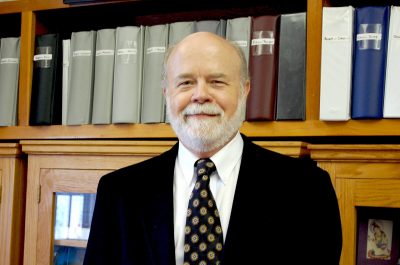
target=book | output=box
[68,194,84,239]
[66,30,96,125]
[112,26,144,123]
[92,28,115,124]
[62,39,70,125]
[195,19,226,37]
[383,6,400,118]
[320,6,354,121]
[351,6,389,119]
[226,16,251,67]
[275,12,306,120]
[30,33,62,125]
[0,37,20,126]
[82,193,96,239]
[168,21,195,47]
[141,24,168,123]
[54,193,71,240]
[246,15,280,121]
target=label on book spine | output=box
[33,54,53,61]
[231,40,248,47]
[96,49,114,56]
[251,30,275,56]
[324,35,351,41]
[146,46,166,54]
[73,50,92,57]
[117,48,137,55]
[1,58,18,64]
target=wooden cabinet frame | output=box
[0,143,26,265]
[309,144,400,265]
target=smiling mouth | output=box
[185,113,220,119]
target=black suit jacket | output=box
[83,136,342,265]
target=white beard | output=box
[166,95,246,154]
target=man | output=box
[83,32,342,265]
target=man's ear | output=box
[244,80,250,97]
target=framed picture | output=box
[357,207,400,265]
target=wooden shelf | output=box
[54,239,87,248]
[0,119,399,140]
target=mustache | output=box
[182,103,223,116]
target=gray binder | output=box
[67,31,96,125]
[195,19,226,37]
[226,16,251,67]
[168,21,195,47]
[141,24,169,123]
[112,26,144,123]
[276,13,306,120]
[0,37,20,126]
[62,39,70,125]
[92,29,115,124]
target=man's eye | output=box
[211,80,226,86]
[178,81,193,87]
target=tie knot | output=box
[194,158,216,182]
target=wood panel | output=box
[309,144,400,265]
[0,144,25,265]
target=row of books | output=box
[320,5,400,121]
[54,193,96,241]
[0,13,307,126]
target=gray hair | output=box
[162,41,250,92]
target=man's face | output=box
[164,33,249,155]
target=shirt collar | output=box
[177,132,244,186]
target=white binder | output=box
[384,6,400,118]
[319,6,354,121]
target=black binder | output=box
[30,33,62,125]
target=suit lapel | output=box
[222,137,275,262]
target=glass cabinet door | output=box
[37,169,107,265]
[53,193,96,265]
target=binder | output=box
[351,6,389,119]
[62,39,70,125]
[276,12,306,120]
[195,19,226,37]
[92,28,115,124]
[246,15,280,121]
[226,16,251,67]
[320,6,354,121]
[67,30,96,125]
[168,21,195,47]
[0,37,20,126]
[30,33,62,125]
[383,6,400,118]
[112,26,144,123]
[141,24,168,123]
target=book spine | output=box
[246,15,280,121]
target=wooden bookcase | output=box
[0,143,26,265]
[309,144,400,265]
[20,140,308,265]
[0,0,397,139]
[0,0,398,264]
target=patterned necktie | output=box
[184,158,223,265]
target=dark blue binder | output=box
[351,6,389,119]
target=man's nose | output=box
[191,81,212,103]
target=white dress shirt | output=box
[173,132,244,265]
